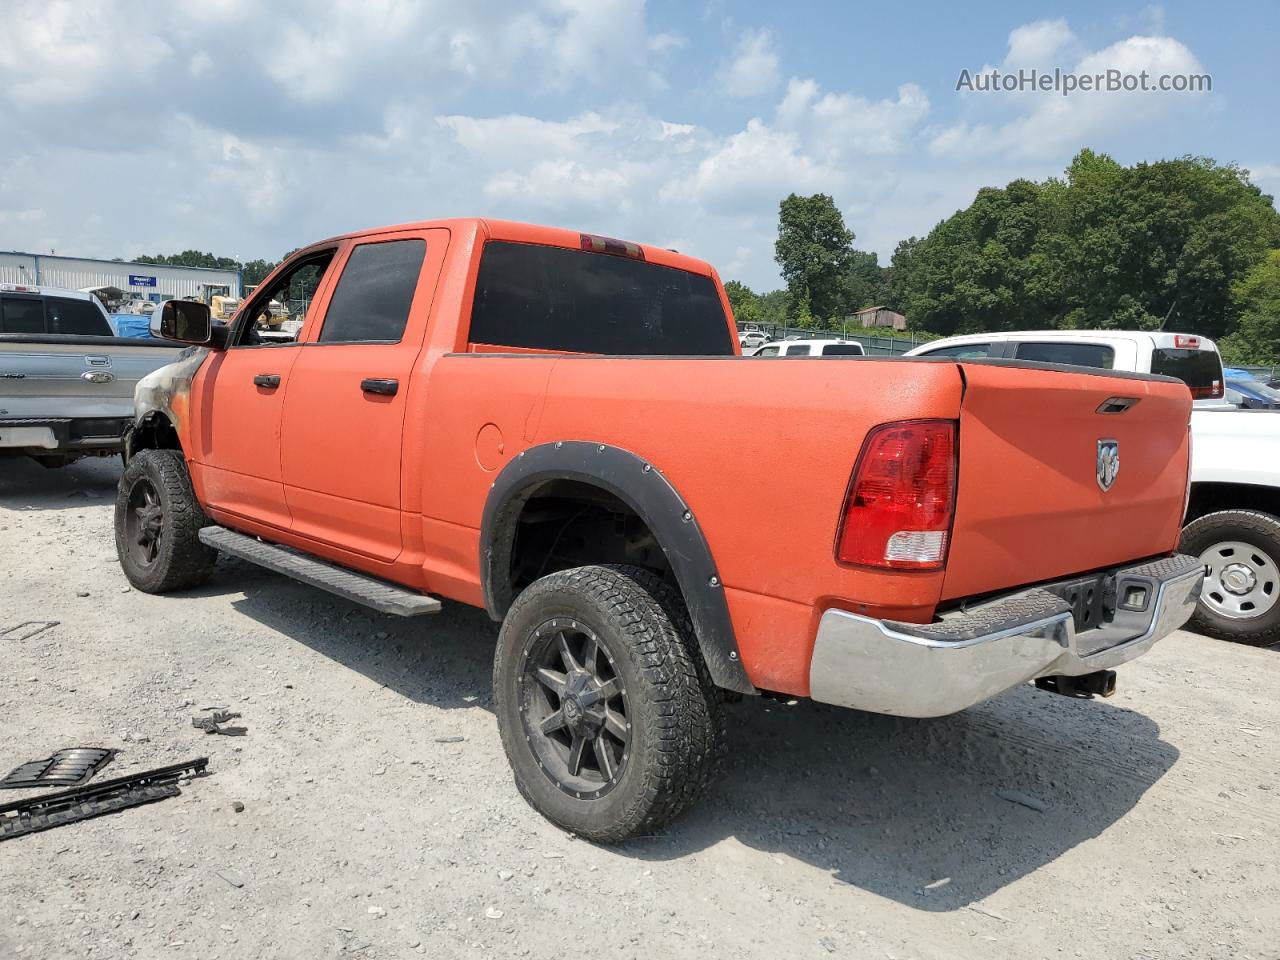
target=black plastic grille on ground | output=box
[0,757,208,842]
[0,748,117,789]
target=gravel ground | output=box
[2,456,1278,960]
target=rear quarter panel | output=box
[416,355,965,695]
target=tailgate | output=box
[941,361,1191,601]
[0,338,180,419]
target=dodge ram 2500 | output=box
[115,218,1203,840]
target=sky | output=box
[0,0,1276,291]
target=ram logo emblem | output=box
[1096,439,1120,492]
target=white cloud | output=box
[717,29,780,97]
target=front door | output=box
[280,230,445,562]
[191,249,338,530]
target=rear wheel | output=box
[493,564,723,842]
[1180,510,1280,647]
[114,449,217,593]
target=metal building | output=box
[0,250,241,303]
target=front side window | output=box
[920,343,992,359]
[469,241,734,356]
[237,251,336,346]
[0,295,45,334]
[755,345,780,357]
[319,239,426,343]
[1015,341,1115,369]
[45,297,111,336]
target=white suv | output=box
[752,338,866,357]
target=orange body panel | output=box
[171,217,1194,699]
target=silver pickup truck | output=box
[0,284,182,467]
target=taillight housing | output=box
[836,420,957,570]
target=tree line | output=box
[729,150,1280,363]
[131,250,280,288]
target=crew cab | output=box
[909,330,1279,646]
[0,283,181,466]
[116,219,1202,840]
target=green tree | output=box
[1220,250,1280,364]
[888,150,1280,340]
[241,258,277,287]
[843,249,887,313]
[774,193,855,323]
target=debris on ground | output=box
[192,711,247,736]
[0,620,59,641]
[0,757,209,842]
[1,748,116,789]
[995,789,1049,813]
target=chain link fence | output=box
[739,323,933,356]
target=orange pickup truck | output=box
[116,218,1203,840]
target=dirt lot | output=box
[1,456,1277,960]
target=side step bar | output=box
[199,526,442,617]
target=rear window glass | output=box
[469,241,733,356]
[0,296,45,333]
[821,343,864,356]
[45,297,111,336]
[1151,348,1224,397]
[1014,341,1115,368]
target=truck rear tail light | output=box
[1173,335,1200,348]
[1189,380,1224,400]
[836,420,957,570]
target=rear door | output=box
[280,229,447,562]
[941,362,1192,601]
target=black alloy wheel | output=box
[519,619,631,800]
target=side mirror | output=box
[155,300,213,345]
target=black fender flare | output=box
[480,441,754,695]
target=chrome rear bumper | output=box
[809,554,1203,718]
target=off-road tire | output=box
[1180,509,1280,647]
[114,449,217,593]
[493,564,724,842]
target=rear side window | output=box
[822,343,864,356]
[45,297,111,336]
[920,343,992,359]
[1014,341,1115,369]
[469,241,733,356]
[319,239,426,343]
[1150,348,1224,399]
[784,343,811,355]
[0,295,45,333]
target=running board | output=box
[198,526,442,617]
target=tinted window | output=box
[821,343,864,356]
[1014,341,1115,368]
[0,296,45,333]
[785,343,811,355]
[921,343,991,359]
[319,240,425,343]
[1151,348,1224,398]
[470,241,733,356]
[45,297,111,336]
[755,345,780,356]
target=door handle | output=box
[253,374,281,388]
[360,378,399,396]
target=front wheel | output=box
[114,449,217,593]
[493,565,723,842]
[1180,510,1280,647]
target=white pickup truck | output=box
[0,283,182,467]
[907,330,1280,646]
